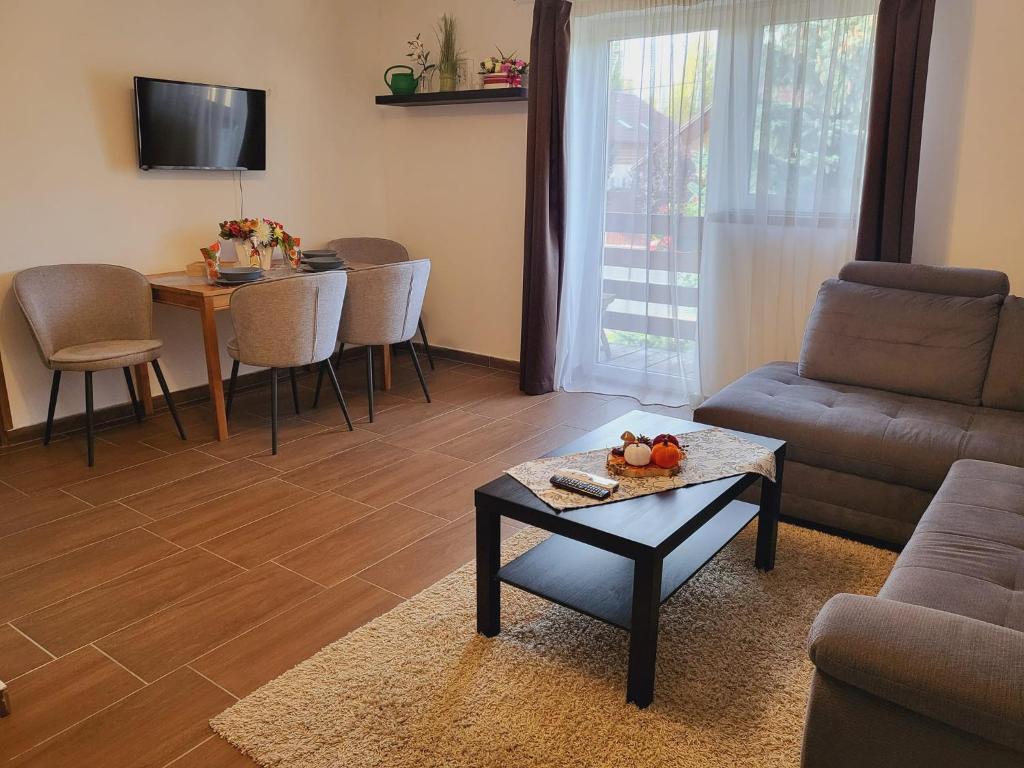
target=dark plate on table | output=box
[300,249,338,260]
[303,256,346,272]
[216,266,264,284]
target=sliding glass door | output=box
[557,0,878,405]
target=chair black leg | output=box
[84,371,95,467]
[407,341,431,403]
[151,360,186,440]
[289,367,301,415]
[270,368,279,455]
[123,367,143,424]
[366,345,375,423]
[313,363,325,409]
[418,318,436,370]
[322,360,353,431]
[44,370,61,446]
[334,341,345,374]
[226,360,239,419]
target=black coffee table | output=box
[474,410,786,708]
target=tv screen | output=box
[134,76,266,170]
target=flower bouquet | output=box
[479,49,528,89]
[218,218,296,270]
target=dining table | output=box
[141,263,391,441]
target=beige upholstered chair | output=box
[326,237,435,369]
[14,264,185,466]
[314,260,431,422]
[226,272,351,454]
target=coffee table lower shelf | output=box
[497,500,759,630]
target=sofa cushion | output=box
[879,460,1024,632]
[983,296,1024,411]
[799,279,1003,405]
[838,261,1010,298]
[694,363,1024,492]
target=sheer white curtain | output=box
[556,0,879,405]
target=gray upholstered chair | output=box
[314,260,431,422]
[225,272,351,454]
[326,237,435,369]
[13,264,185,466]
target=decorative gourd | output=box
[653,433,680,447]
[651,439,683,469]
[623,442,652,467]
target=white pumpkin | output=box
[624,442,652,467]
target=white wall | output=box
[376,0,533,363]
[0,0,388,429]
[915,0,1024,291]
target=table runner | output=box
[506,428,776,512]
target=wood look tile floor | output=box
[0,355,689,766]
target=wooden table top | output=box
[147,264,371,309]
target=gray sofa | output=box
[695,261,1024,545]
[802,459,1024,767]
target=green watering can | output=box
[385,65,418,96]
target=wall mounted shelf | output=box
[375,87,528,107]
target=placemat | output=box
[505,428,776,511]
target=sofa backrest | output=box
[982,296,1024,411]
[799,263,1008,406]
[838,261,1010,298]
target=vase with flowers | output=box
[479,49,529,89]
[406,33,436,93]
[218,218,295,270]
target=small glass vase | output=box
[439,70,457,92]
[418,69,435,94]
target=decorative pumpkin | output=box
[624,442,652,467]
[651,439,683,469]
[653,433,680,447]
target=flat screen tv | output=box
[134,76,266,170]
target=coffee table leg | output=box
[756,447,786,571]
[627,553,663,708]
[476,503,501,637]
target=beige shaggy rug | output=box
[211,523,896,768]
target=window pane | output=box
[602,31,716,375]
[749,14,876,213]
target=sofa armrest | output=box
[808,594,1024,753]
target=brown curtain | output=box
[854,0,936,263]
[520,0,571,395]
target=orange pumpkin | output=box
[650,439,682,469]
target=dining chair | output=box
[326,237,435,369]
[225,272,351,454]
[313,260,431,422]
[13,264,186,467]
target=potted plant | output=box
[435,13,464,92]
[480,49,529,89]
[407,33,435,93]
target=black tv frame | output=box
[134,75,267,171]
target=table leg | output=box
[627,553,663,708]
[755,446,785,571]
[475,500,501,637]
[381,344,393,391]
[200,296,229,441]
[133,363,154,417]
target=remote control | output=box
[550,474,612,500]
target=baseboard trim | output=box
[411,343,519,373]
[3,346,519,448]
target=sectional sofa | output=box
[695,261,1024,766]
